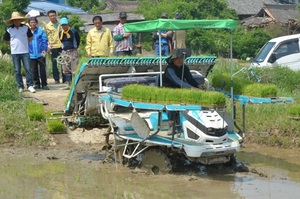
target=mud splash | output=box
[0,145,300,199]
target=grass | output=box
[45,111,66,134]
[27,102,45,121]
[242,83,277,97]
[288,105,300,117]
[213,58,300,148]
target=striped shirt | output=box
[113,23,133,52]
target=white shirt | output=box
[5,24,32,54]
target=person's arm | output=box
[107,29,114,56]
[164,67,193,88]
[27,27,33,43]
[166,31,173,39]
[113,25,125,41]
[41,29,48,52]
[113,34,124,41]
[152,32,159,40]
[75,29,80,47]
[3,29,10,45]
[183,66,202,88]
[114,26,131,41]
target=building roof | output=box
[241,4,299,27]
[25,0,87,15]
[256,4,299,23]
[226,0,278,16]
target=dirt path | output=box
[25,79,107,151]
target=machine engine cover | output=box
[181,110,228,143]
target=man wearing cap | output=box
[113,12,136,56]
[59,17,80,88]
[162,49,205,90]
[152,13,173,56]
[45,10,63,84]
[85,16,114,57]
[3,11,36,93]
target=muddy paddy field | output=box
[1,81,300,199]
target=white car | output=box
[251,34,300,71]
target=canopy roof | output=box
[124,19,238,32]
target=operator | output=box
[162,48,206,90]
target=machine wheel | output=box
[140,148,172,174]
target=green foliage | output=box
[212,59,300,148]
[0,59,19,101]
[0,0,30,54]
[242,83,277,97]
[288,105,300,117]
[57,13,86,32]
[137,0,238,55]
[211,73,253,94]
[233,27,272,60]
[121,84,226,106]
[7,0,30,12]
[259,67,300,93]
[46,112,66,133]
[66,0,102,13]
[137,0,237,20]
[0,100,48,144]
[0,56,49,144]
[136,0,268,58]
[27,102,45,121]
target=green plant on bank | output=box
[26,102,65,134]
[0,100,49,145]
[0,59,49,145]
[45,111,66,134]
[212,59,300,148]
[27,102,45,121]
[242,83,277,98]
[288,105,300,117]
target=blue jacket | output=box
[29,27,48,59]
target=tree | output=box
[233,28,272,60]
[137,0,238,56]
[66,0,105,13]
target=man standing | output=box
[59,17,80,87]
[3,12,36,93]
[45,10,63,84]
[152,13,173,56]
[85,16,114,57]
[113,12,135,56]
[28,17,49,90]
[173,13,186,49]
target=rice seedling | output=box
[242,83,278,97]
[27,102,45,121]
[288,105,300,117]
[45,111,66,134]
[121,84,227,106]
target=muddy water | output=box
[0,144,300,199]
